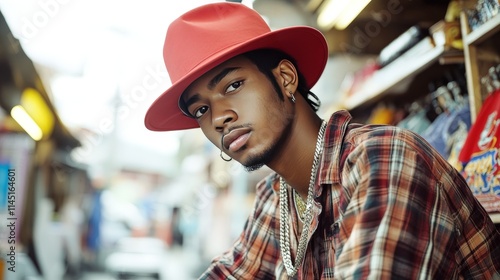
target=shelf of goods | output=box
[461,12,500,122]
[463,12,500,46]
[461,11,500,224]
[340,12,500,223]
[341,37,461,111]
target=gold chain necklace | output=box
[279,120,327,277]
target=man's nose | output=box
[212,104,236,132]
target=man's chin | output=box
[240,149,272,172]
[243,163,265,172]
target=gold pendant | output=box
[293,190,306,222]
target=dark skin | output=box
[182,55,323,203]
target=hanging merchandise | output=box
[397,102,432,135]
[420,70,471,159]
[397,81,445,136]
[458,65,500,214]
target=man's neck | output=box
[267,101,324,199]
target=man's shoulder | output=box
[346,122,422,146]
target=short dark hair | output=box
[242,49,321,112]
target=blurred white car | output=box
[105,237,166,279]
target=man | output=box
[145,2,500,279]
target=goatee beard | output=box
[241,123,292,173]
[244,163,265,172]
[242,145,275,172]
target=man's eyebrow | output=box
[208,67,240,90]
[182,93,201,113]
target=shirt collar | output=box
[317,110,352,188]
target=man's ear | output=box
[273,59,298,97]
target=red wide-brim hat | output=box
[145,2,328,131]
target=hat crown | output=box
[164,3,270,83]
[145,2,328,131]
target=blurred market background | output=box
[0,0,487,279]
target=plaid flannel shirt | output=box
[200,110,500,279]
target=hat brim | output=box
[145,26,328,131]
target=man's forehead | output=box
[202,55,251,78]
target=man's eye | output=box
[194,106,208,118]
[226,81,243,93]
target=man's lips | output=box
[222,127,252,152]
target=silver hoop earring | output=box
[290,92,296,103]
[220,150,232,162]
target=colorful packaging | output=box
[458,90,500,213]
